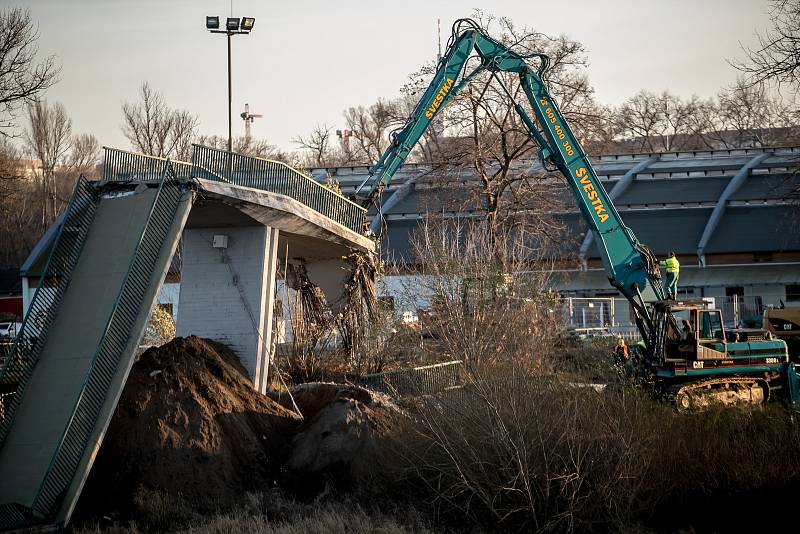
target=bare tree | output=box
[196,134,296,163]
[121,82,198,160]
[614,91,712,152]
[714,79,800,147]
[0,8,60,137]
[0,138,23,199]
[294,101,407,168]
[732,2,800,214]
[68,133,100,176]
[293,124,335,167]
[734,0,800,91]
[25,100,72,226]
[343,99,405,163]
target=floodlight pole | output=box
[208,20,252,179]
[227,32,233,155]
[227,31,233,178]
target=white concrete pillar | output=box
[177,225,279,394]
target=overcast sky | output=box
[12,0,773,152]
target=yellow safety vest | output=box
[659,257,680,273]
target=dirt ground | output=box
[75,336,395,521]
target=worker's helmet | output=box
[617,337,625,347]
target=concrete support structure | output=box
[177,225,279,394]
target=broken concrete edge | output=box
[194,178,376,254]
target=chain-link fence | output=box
[719,295,764,328]
[359,360,463,396]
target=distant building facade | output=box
[310,146,800,314]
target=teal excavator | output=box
[353,18,798,409]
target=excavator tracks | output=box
[667,377,770,410]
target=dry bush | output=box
[377,368,660,532]
[557,336,619,383]
[279,261,338,382]
[279,253,392,382]
[406,218,562,372]
[373,367,800,532]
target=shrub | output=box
[375,366,800,532]
[376,368,657,532]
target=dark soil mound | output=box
[271,383,400,495]
[76,336,301,517]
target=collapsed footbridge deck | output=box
[0,146,372,530]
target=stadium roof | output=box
[311,146,800,264]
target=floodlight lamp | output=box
[226,17,240,31]
[241,17,256,31]
[206,16,220,30]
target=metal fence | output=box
[359,360,463,396]
[103,145,367,235]
[191,144,366,233]
[562,297,636,329]
[103,147,193,182]
[719,295,764,328]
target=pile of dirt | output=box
[77,336,301,516]
[273,382,399,493]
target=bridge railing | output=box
[103,147,193,182]
[103,145,367,235]
[191,144,366,234]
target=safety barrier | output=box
[0,177,98,447]
[191,144,366,233]
[359,360,463,396]
[32,160,186,518]
[102,147,193,182]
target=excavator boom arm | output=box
[358,18,665,324]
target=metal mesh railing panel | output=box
[0,177,98,447]
[359,360,463,396]
[32,162,186,518]
[191,144,366,233]
[103,147,193,182]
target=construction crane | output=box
[354,18,800,409]
[240,103,262,141]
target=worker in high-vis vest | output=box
[659,251,680,300]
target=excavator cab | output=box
[660,304,728,362]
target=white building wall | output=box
[176,226,279,393]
